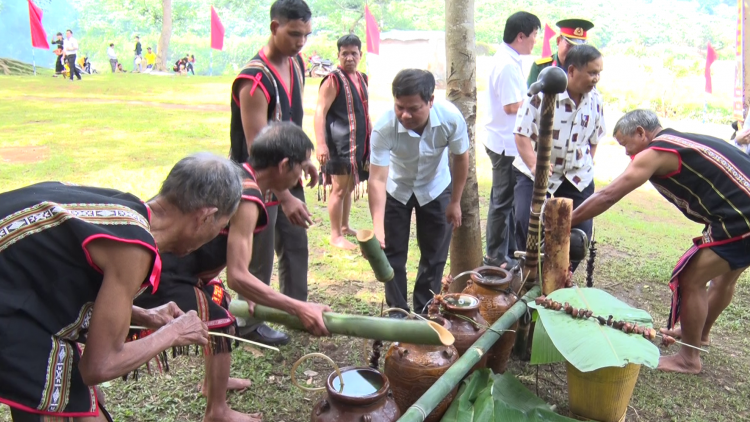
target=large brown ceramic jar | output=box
[383,317,459,422]
[311,366,401,422]
[441,293,488,371]
[462,266,518,374]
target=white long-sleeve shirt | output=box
[107,47,117,60]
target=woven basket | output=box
[565,362,640,422]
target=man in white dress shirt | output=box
[368,69,470,314]
[484,11,540,269]
[513,45,605,266]
[63,29,81,81]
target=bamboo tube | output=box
[357,229,394,283]
[228,302,454,346]
[542,197,573,295]
[396,286,542,422]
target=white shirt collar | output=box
[500,43,522,64]
[396,107,441,136]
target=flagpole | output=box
[32,48,37,76]
[210,50,213,76]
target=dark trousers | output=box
[238,183,309,331]
[109,59,117,73]
[485,148,517,264]
[514,169,594,269]
[384,187,453,313]
[66,54,81,80]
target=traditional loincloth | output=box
[668,234,750,329]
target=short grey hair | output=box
[613,109,662,137]
[159,153,243,218]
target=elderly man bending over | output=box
[0,153,243,420]
[573,109,750,374]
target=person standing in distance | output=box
[315,34,371,250]
[484,11,540,268]
[64,29,81,81]
[369,69,470,315]
[229,0,317,346]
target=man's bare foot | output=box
[342,227,358,237]
[204,408,262,422]
[331,236,357,250]
[659,327,711,346]
[198,378,252,396]
[657,353,702,374]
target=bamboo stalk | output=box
[396,286,542,422]
[542,198,573,295]
[228,302,454,346]
[357,229,394,282]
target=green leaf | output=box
[440,371,578,422]
[528,288,659,372]
[530,317,565,365]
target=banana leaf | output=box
[528,287,659,372]
[440,370,577,422]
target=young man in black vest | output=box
[573,109,750,374]
[229,0,317,346]
[314,34,371,250]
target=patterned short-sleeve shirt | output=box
[513,88,606,193]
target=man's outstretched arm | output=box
[572,149,668,226]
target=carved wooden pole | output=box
[542,198,573,294]
[522,66,568,287]
[514,66,568,359]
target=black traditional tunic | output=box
[0,182,159,417]
[229,50,306,164]
[133,164,269,353]
[320,68,370,185]
[645,129,750,328]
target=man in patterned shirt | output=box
[513,44,605,259]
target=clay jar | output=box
[311,366,401,422]
[383,317,459,422]
[441,293,488,371]
[462,266,518,374]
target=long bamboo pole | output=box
[228,302,454,346]
[396,286,542,422]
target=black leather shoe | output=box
[241,323,290,346]
[387,310,408,319]
[483,255,518,269]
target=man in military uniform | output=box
[526,19,594,86]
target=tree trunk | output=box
[156,0,172,72]
[445,0,481,292]
[542,198,572,295]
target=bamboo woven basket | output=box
[565,362,640,422]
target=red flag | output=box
[28,0,49,50]
[541,23,556,58]
[365,5,380,55]
[705,42,717,93]
[210,6,225,51]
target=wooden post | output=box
[542,198,573,295]
[445,0,482,292]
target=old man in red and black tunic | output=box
[314,34,371,250]
[573,109,750,374]
[0,154,243,421]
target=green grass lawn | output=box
[0,73,748,422]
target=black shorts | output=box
[709,236,750,270]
